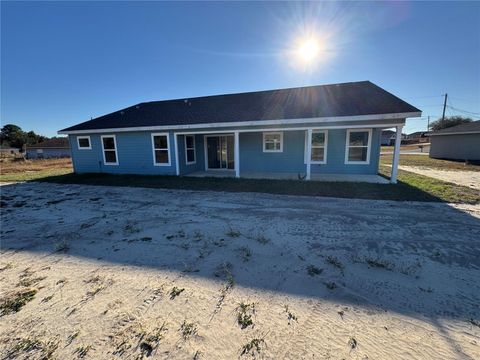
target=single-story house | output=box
[26,137,71,159]
[427,121,480,162]
[58,81,421,183]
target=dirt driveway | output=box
[398,165,480,190]
[1,182,479,359]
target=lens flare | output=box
[298,38,320,62]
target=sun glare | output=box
[298,38,320,63]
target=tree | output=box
[429,116,473,131]
[0,124,48,149]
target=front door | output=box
[206,135,235,169]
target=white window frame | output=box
[344,128,372,165]
[151,133,171,166]
[77,136,91,150]
[304,130,328,164]
[263,132,283,153]
[184,135,196,165]
[101,135,118,165]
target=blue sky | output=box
[2,1,479,137]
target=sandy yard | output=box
[398,166,480,190]
[1,182,479,360]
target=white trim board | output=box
[100,135,119,166]
[77,136,91,150]
[304,130,328,164]
[58,112,419,134]
[344,129,372,165]
[263,132,283,153]
[151,132,171,166]
[184,134,196,165]
[174,122,405,136]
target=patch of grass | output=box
[236,302,255,329]
[226,226,241,238]
[326,256,344,270]
[30,169,480,204]
[0,288,37,316]
[237,246,252,262]
[6,337,59,359]
[284,305,298,324]
[66,331,80,346]
[74,345,91,358]
[169,287,185,300]
[241,338,265,356]
[348,337,357,349]
[365,258,394,270]
[378,165,480,204]
[0,158,72,182]
[0,262,13,271]
[41,295,54,303]
[124,223,141,234]
[254,234,270,245]
[325,281,337,290]
[180,321,197,339]
[307,265,323,276]
[54,240,70,253]
[381,154,480,172]
[17,276,46,287]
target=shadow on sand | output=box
[1,179,480,358]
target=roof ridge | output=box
[141,80,372,105]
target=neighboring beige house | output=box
[427,121,480,162]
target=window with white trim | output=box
[152,133,170,166]
[304,130,327,164]
[77,136,91,150]
[101,135,118,165]
[263,132,283,152]
[185,135,196,164]
[345,129,371,164]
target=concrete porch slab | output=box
[185,171,389,184]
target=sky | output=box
[1,1,479,137]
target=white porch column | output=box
[174,133,180,176]
[306,129,312,180]
[234,131,240,178]
[390,125,403,184]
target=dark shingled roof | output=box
[428,120,480,136]
[60,81,421,132]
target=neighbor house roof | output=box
[27,137,70,149]
[427,121,480,136]
[59,81,421,133]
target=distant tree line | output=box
[0,124,48,150]
[429,116,473,131]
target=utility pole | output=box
[441,93,448,121]
[427,116,430,131]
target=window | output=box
[151,133,170,166]
[304,130,327,164]
[345,129,371,164]
[263,132,283,152]
[185,135,196,164]
[77,136,91,150]
[101,135,118,165]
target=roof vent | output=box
[135,105,140,109]
[120,111,124,115]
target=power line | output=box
[446,105,480,116]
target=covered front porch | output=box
[173,122,404,184]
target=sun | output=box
[298,38,320,63]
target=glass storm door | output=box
[207,135,234,169]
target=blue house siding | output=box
[238,129,380,175]
[69,127,382,177]
[177,134,205,175]
[70,132,177,175]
